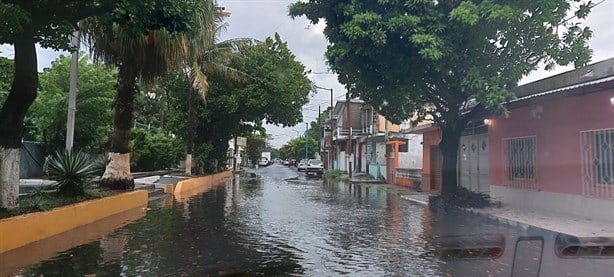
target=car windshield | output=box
[2,1,612,276]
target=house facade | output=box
[488,58,614,222]
[323,99,423,184]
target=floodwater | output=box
[2,164,612,276]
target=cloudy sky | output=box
[1,0,613,148]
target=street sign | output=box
[237,137,247,147]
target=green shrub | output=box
[131,128,183,171]
[45,150,97,196]
[323,169,342,179]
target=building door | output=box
[430,146,442,191]
[458,134,490,193]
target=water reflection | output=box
[0,207,145,276]
[8,166,614,276]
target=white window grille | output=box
[503,136,537,189]
[580,128,614,198]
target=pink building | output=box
[488,58,614,222]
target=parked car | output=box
[297,159,308,171]
[305,159,324,176]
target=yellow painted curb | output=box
[0,190,148,254]
[174,170,232,201]
[0,207,145,276]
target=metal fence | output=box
[580,128,614,198]
[20,141,46,178]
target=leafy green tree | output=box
[247,133,267,166]
[306,110,328,142]
[0,57,12,105]
[0,0,198,209]
[28,55,115,152]
[280,136,318,161]
[166,34,312,173]
[82,0,217,189]
[130,128,183,172]
[290,0,594,198]
[267,147,281,159]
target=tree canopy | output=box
[290,0,594,197]
[27,55,116,152]
[280,136,318,160]
[161,34,312,173]
[0,57,11,104]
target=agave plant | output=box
[93,152,110,176]
[46,150,97,196]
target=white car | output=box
[297,159,308,171]
[305,159,324,176]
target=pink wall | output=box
[489,89,614,195]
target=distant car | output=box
[289,159,297,167]
[297,159,308,171]
[305,159,324,176]
[283,159,290,166]
[258,157,269,166]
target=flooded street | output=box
[3,165,612,276]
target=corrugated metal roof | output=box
[507,75,614,104]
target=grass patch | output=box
[323,169,342,179]
[0,187,118,220]
[323,169,350,183]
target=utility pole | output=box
[66,29,79,151]
[233,136,238,171]
[305,122,309,160]
[346,91,352,179]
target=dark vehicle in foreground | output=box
[305,159,323,176]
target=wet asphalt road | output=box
[4,164,612,276]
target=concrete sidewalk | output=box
[465,205,614,237]
[328,171,613,237]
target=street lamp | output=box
[312,83,334,120]
[312,83,334,169]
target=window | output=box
[593,130,614,185]
[504,136,537,188]
[581,128,614,198]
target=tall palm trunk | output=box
[100,63,137,190]
[0,35,38,209]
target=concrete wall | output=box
[369,164,386,179]
[421,129,442,192]
[398,134,423,169]
[375,142,387,165]
[489,89,614,196]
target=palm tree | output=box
[183,35,254,175]
[82,0,218,189]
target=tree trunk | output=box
[0,36,38,209]
[100,63,137,190]
[185,82,195,175]
[439,122,465,199]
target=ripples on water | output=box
[9,166,535,276]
